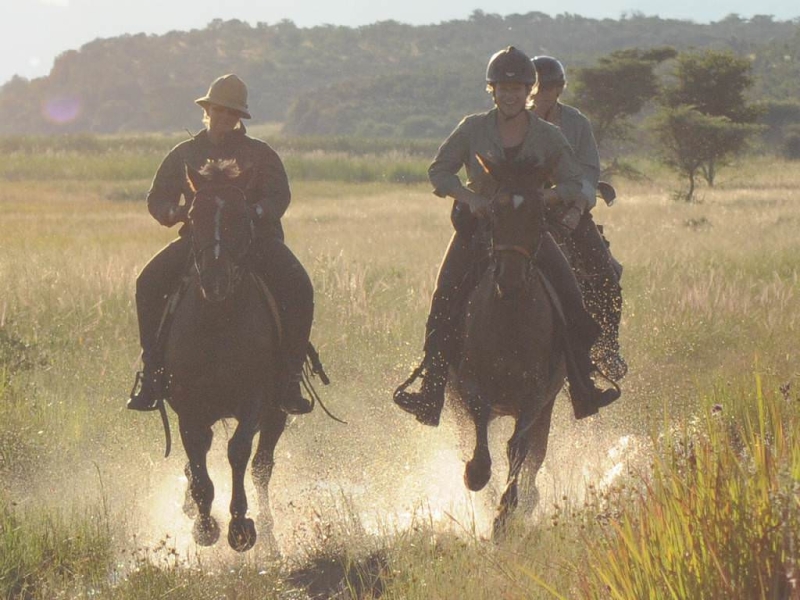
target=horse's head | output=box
[477,153,547,298]
[186,159,254,303]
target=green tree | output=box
[652,105,759,202]
[660,49,762,186]
[571,47,677,148]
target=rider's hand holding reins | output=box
[155,203,189,227]
[454,187,491,218]
[559,205,582,231]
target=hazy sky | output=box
[2,0,798,86]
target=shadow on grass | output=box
[286,550,389,599]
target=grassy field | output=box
[1,142,798,598]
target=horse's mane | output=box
[198,159,241,182]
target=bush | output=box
[781,127,800,160]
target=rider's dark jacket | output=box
[146,125,290,240]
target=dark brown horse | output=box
[163,160,286,552]
[453,155,567,537]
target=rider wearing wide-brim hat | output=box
[394,46,619,427]
[194,73,253,119]
[128,73,315,416]
[531,55,627,381]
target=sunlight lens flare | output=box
[43,95,81,124]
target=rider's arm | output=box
[429,116,473,200]
[545,128,589,215]
[250,142,291,223]
[568,110,600,210]
[147,144,188,226]
[429,115,490,216]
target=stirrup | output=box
[280,379,313,415]
[127,370,162,412]
[594,347,628,381]
[394,388,443,427]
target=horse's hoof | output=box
[228,518,257,552]
[464,458,492,491]
[193,514,220,546]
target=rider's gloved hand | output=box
[455,189,490,218]
[155,203,185,227]
[559,205,582,231]
[248,203,264,222]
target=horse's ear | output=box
[185,163,204,193]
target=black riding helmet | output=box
[486,46,536,85]
[532,56,566,87]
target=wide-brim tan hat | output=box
[195,74,251,119]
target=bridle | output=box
[189,184,251,299]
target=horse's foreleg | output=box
[227,420,259,552]
[461,374,492,492]
[493,399,547,539]
[180,423,219,546]
[251,408,287,552]
[517,396,555,514]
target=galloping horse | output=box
[163,159,286,552]
[453,155,567,536]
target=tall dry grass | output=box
[1,151,799,598]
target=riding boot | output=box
[394,230,476,426]
[537,232,619,418]
[128,358,165,411]
[394,337,448,427]
[394,286,460,427]
[128,237,190,411]
[261,239,315,416]
[565,319,620,419]
[278,309,314,415]
[128,287,168,411]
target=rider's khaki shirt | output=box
[428,108,589,212]
[556,103,600,210]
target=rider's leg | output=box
[253,237,315,415]
[573,213,627,380]
[129,237,190,410]
[536,232,619,415]
[394,231,474,426]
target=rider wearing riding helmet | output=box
[531,55,627,381]
[394,46,619,426]
[128,73,315,416]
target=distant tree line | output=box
[1,11,799,139]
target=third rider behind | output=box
[531,55,627,381]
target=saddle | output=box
[153,269,329,396]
